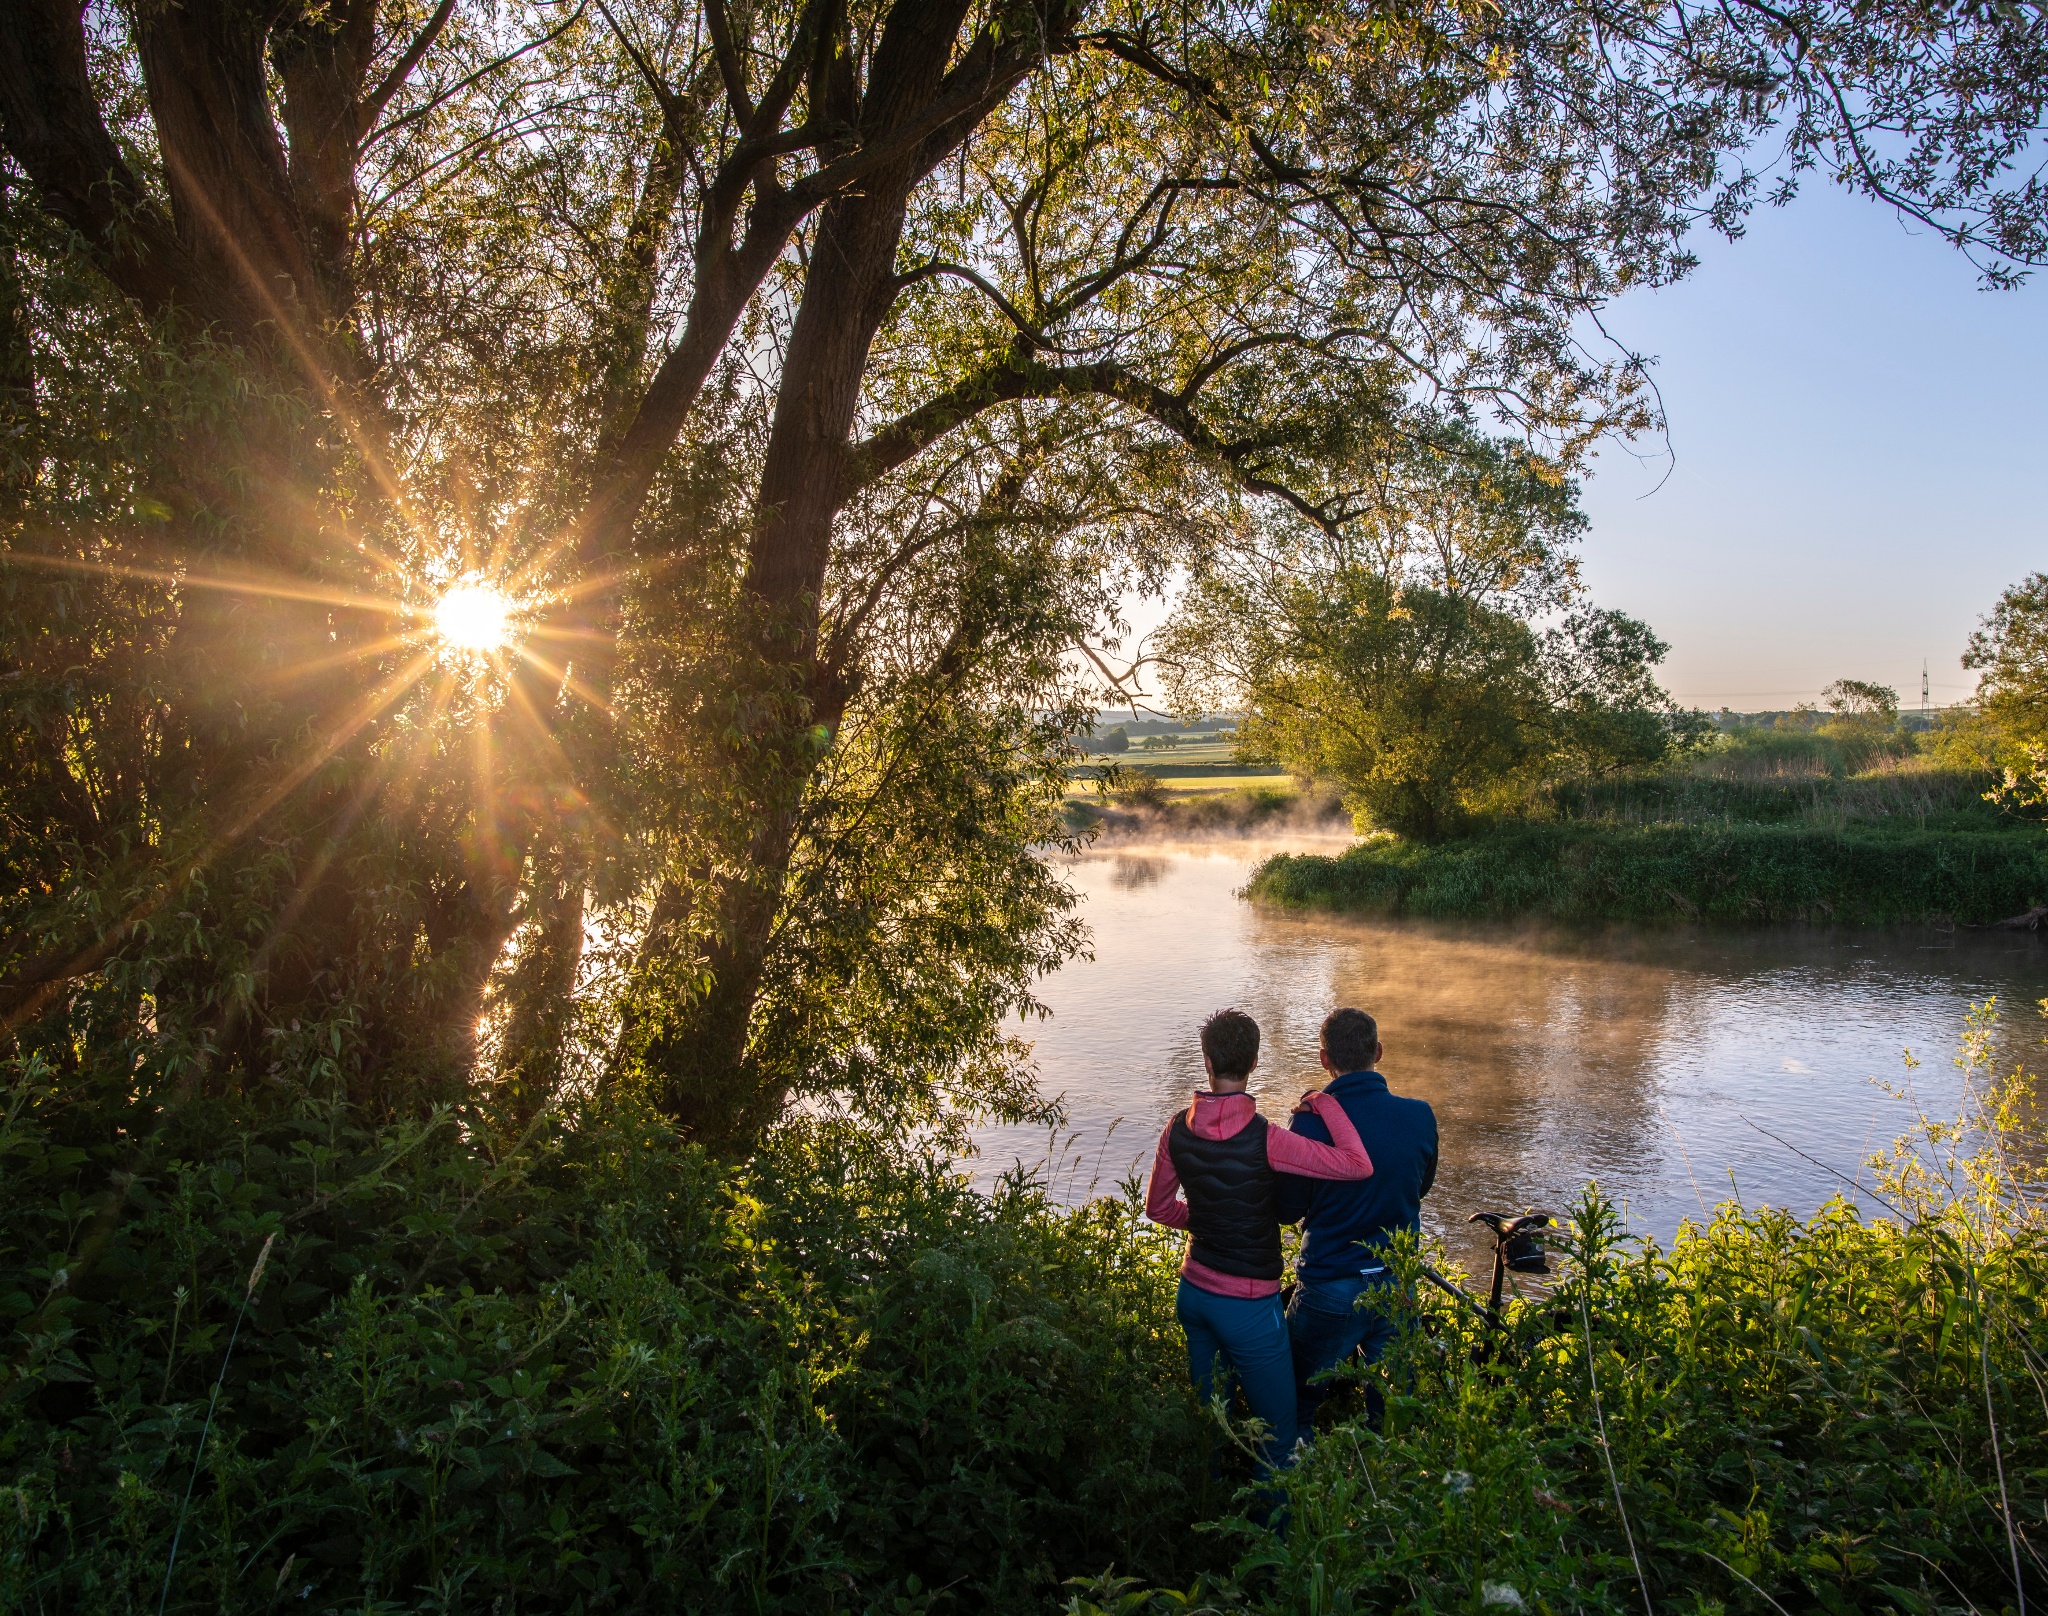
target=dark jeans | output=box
[1286,1271,1399,1429]
[1175,1278,1298,1468]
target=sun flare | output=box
[433,579,514,653]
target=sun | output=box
[433,578,514,653]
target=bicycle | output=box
[1420,1210,1553,1355]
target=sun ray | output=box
[151,139,442,548]
[238,723,417,996]
[521,621,631,646]
[499,659,595,784]
[260,632,428,688]
[511,644,613,717]
[1,541,425,621]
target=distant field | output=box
[1128,740,1240,765]
[1065,765,1293,797]
[1075,737,1243,766]
[1145,773,1294,795]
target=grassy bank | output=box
[1248,733,2048,925]
[1248,819,2048,925]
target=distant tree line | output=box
[1162,429,1709,839]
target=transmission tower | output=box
[1922,659,1930,719]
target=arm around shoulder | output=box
[1265,1091,1373,1181]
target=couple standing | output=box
[1144,1006,1439,1464]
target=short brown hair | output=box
[1200,1008,1260,1079]
[1320,1008,1379,1074]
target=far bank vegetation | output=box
[1155,444,2048,920]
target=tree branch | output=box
[702,0,755,123]
[845,353,1343,532]
[361,0,460,132]
[0,0,215,327]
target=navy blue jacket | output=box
[1277,1069,1438,1285]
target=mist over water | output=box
[976,835,2048,1270]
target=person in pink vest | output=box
[1145,1008,1373,1469]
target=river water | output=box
[973,834,2048,1270]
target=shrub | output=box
[0,1070,1208,1614]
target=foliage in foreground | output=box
[0,1069,1208,1614]
[9,1001,2048,1616]
[1247,819,2048,926]
[1078,1005,2048,1616]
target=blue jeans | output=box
[1287,1271,1399,1429]
[1176,1278,1298,1468]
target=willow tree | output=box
[2,0,2044,1145]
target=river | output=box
[973,834,2048,1270]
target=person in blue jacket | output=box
[1276,1006,1439,1429]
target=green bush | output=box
[1248,821,2048,925]
[1207,1192,2046,1614]
[0,1066,1210,1614]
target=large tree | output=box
[2,0,2045,1144]
[1160,431,1694,836]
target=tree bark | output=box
[134,0,328,340]
[273,0,381,336]
[0,0,213,326]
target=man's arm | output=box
[1145,1126,1190,1229]
[1419,1110,1439,1200]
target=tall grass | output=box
[1250,820,2048,925]
[1533,759,2006,835]
[1070,1001,2048,1616]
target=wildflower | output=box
[1481,1583,1526,1610]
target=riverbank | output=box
[1063,778,1347,840]
[1248,819,2048,925]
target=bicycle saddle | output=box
[1467,1211,1550,1237]
[1468,1211,1553,1273]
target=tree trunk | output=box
[635,0,976,1143]
[134,0,329,340]
[0,172,33,520]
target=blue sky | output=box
[1575,184,2048,712]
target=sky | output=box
[1573,184,2048,712]
[1117,181,2048,716]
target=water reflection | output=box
[977,837,2048,1270]
[1108,855,1169,891]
